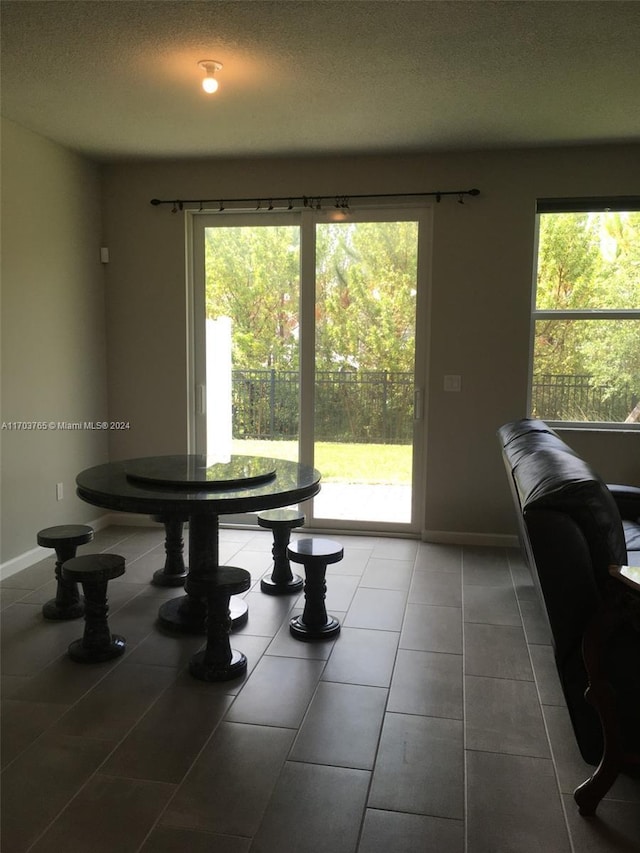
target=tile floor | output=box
[1,525,639,853]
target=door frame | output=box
[186,204,433,535]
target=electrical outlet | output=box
[56,482,64,501]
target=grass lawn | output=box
[232,439,411,484]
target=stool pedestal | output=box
[287,538,343,641]
[258,509,305,595]
[37,524,94,620]
[188,567,252,682]
[61,554,126,662]
[151,515,189,587]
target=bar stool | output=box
[287,538,343,640]
[61,554,126,662]
[187,566,252,681]
[257,508,305,595]
[150,514,189,587]
[37,524,94,620]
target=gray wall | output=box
[1,119,109,563]
[101,145,640,541]
[2,126,639,564]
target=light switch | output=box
[444,374,462,392]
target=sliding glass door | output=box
[190,207,430,533]
[311,214,423,524]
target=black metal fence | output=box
[231,370,638,441]
[531,374,638,423]
[232,369,414,443]
[232,369,300,441]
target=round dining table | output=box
[76,454,321,680]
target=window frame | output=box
[528,197,640,431]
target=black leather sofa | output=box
[497,418,640,813]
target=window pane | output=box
[313,220,418,523]
[536,211,640,310]
[205,224,300,461]
[532,319,640,422]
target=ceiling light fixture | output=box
[198,60,222,94]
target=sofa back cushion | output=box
[499,419,628,585]
[498,419,633,763]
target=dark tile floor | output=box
[1,525,639,852]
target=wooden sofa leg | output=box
[573,608,623,816]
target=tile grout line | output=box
[349,537,406,853]
[506,548,577,853]
[461,545,470,853]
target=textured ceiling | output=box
[1,0,639,162]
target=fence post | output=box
[270,369,276,439]
[382,372,389,442]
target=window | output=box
[530,198,640,427]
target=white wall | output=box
[0,119,110,564]
[101,145,640,541]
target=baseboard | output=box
[422,529,519,548]
[0,514,113,582]
[107,512,164,528]
[1,517,519,582]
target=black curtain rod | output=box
[150,188,480,211]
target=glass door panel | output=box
[312,217,420,524]
[199,217,301,463]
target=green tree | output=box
[206,219,418,374]
[315,220,418,372]
[534,213,600,376]
[205,225,300,370]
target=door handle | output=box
[197,384,206,415]
[414,388,423,421]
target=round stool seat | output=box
[188,566,252,683]
[37,524,94,549]
[61,553,126,663]
[62,553,125,584]
[258,509,305,596]
[257,508,305,530]
[287,538,344,566]
[37,525,94,621]
[186,566,252,599]
[287,538,343,641]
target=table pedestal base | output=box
[158,595,248,634]
[152,568,188,588]
[151,516,189,588]
[157,512,249,633]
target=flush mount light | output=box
[198,59,223,94]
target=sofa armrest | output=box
[607,485,640,521]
